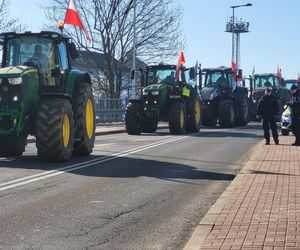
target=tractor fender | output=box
[67,70,92,97]
[41,93,72,102]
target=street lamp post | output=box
[132,0,137,99]
[230,3,252,65]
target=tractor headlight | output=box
[151,91,159,96]
[8,77,22,85]
[143,90,149,96]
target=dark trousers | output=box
[292,117,300,144]
[263,117,278,143]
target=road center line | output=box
[0,136,186,192]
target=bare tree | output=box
[44,0,183,98]
[0,0,25,32]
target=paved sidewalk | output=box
[185,136,300,250]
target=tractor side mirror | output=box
[189,68,196,79]
[237,69,243,79]
[140,69,146,87]
[68,42,79,60]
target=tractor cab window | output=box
[228,74,237,88]
[183,70,196,88]
[255,76,279,88]
[205,71,228,86]
[57,42,69,70]
[147,68,177,86]
[5,36,56,85]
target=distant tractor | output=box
[200,67,250,128]
[285,79,300,90]
[125,64,202,135]
[0,31,95,161]
[249,73,291,120]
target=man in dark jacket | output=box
[257,85,279,145]
[289,85,300,146]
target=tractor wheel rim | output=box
[86,99,94,139]
[180,109,184,129]
[63,114,70,148]
[195,101,201,125]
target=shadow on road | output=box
[0,154,235,183]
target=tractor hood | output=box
[143,84,168,92]
[0,66,37,78]
[200,85,219,100]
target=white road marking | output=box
[0,136,187,192]
[94,143,116,147]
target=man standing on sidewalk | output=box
[257,85,279,145]
[290,85,300,146]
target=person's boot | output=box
[275,139,279,145]
[265,140,270,145]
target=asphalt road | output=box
[0,123,263,250]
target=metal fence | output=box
[94,98,127,123]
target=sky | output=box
[9,0,300,79]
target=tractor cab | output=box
[145,65,196,88]
[285,79,300,90]
[1,31,78,92]
[253,74,279,89]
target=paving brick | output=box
[198,136,300,250]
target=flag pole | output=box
[132,0,137,99]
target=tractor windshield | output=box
[254,76,279,88]
[205,71,228,86]
[147,68,177,86]
[285,80,298,90]
[5,36,56,82]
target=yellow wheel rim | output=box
[180,110,184,129]
[86,99,94,139]
[195,100,201,125]
[63,114,70,148]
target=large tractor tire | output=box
[73,83,96,156]
[236,97,250,126]
[186,97,202,132]
[36,98,74,162]
[125,102,142,135]
[0,135,27,157]
[218,99,236,128]
[142,121,158,133]
[169,102,186,134]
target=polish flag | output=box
[64,0,91,41]
[175,51,185,80]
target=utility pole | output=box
[132,0,137,99]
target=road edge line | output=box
[183,139,264,250]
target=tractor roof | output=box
[285,79,298,83]
[147,64,177,70]
[254,73,277,77]
[202,66,231,73]
[0,31,70,41]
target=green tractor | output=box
[125,64,202,135]
[0,31,95,161]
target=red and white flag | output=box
[277,66,282,79]
[64,0,91,41]
[175,51,185,80]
